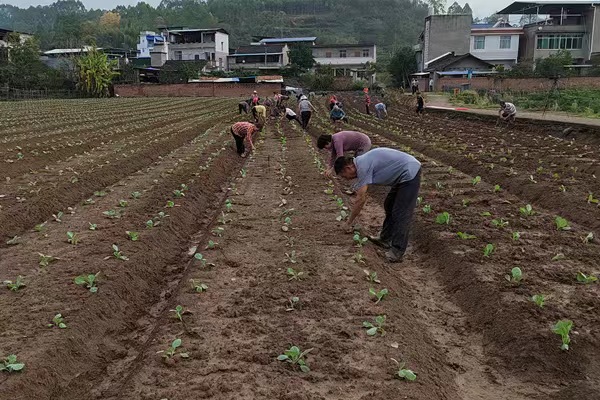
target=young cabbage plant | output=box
[66,231,79,245]
[353,232,368,247]
[170,305,187,322]
[286,296,300,311]
[112,244,129,261]
[284,251,298,264]
[52,211,64,222]
[506,267,523,284]
[34,222,47,232]
[552,320,573,351]
[205,240,218,249]
[89,222,98,231]
[369,288,389,304]
[161,338,189,360]
[103,209,121,219]
[83,198,95,206]
[47,313,67,329]
[576,272,598,284]
[225,199,233,212]
[588,193,599,204]
[0,355,25,373]
[512,231,521,241]
[391,358,417,381]
[483,244,495,257]
[287,267,305,281]
[363,315,386,336]
[555,216,571,231]
[457,232,476,240]
[582,232,594,244]
[491,218,509,228]
[472,176,481,185]
[364,269,381,284]
[39,253,58,267]
[519,204,535,217]
[336,210,349,221]
[118,200,128,208]
[131,191,142,199]
[212,227,225,237]
[353,251,366,264]
[3,276,25,291]
[126,231,139,241]
[435,212,451,225]
[493,184,501,193]
[94,191,108,197]
[194,253,207,267]
[6,236,20,245]
[277,346,312,373]
[531,294,546,308]
[190,279,208,293]
[74,273,99,293]
[165,201,175,208]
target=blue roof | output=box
[438,70,497,76]
[259,37,317,43]
[472,24,494,28]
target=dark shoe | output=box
[384,249,404,263]
[369,236,391,249]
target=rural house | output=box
[312,43,377,83]
[227,44,290,70]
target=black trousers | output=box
[365,104,370,114]
[286,114,302,125]
[231,129,245,155]
[238,104,247,114]
[380,170,421,256]
[300,111,312,129]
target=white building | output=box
[0,28,33,48]
[470,22,523,68]
[312,44,377,83]
[136,31,165,58]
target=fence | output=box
[114,82,282,98]
[0,87,83,101]
[436,76,600,93]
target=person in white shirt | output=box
[281,106,302,125]
[499,101,517,126]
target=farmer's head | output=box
[317,134,332,150]
[334,156,357,179]
[500,101,506,107]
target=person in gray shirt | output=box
[334,147,422,263]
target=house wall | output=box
[114,82,281,98]
[0,32,32,48]
[435,75,600,92]
[424,15,471,65]
[470,34,520,66]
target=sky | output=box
[2,0,511,18]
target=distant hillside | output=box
[0,0,429,55]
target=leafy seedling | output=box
[277,346,312,373]
[89,222,98,231]
[286,296,300,311]
[588,193,599,204]
[353,232,368,247]
[39,253,58,267]
[491,218,509,228]
[103,209,121,219]
[240,169,247,178]
[512,231,521,241]
[555,216,571,231]
[126,231,139,241]
[205,240,218,249]
[435,212,451,225]
[506,267,523,284]
[494,184,501,193]
[6,236,20,245]
[94,191,108,197]
[165,200,175,208]
[225,199,233,212]
[161,338,189,360]
[559,185,567,193]
[0,355,25,373]
[364,269,381,284]
[47,313,67,329]
[416,196,423,206]
[369,288,389,304]
[74,273,99,293]
[157,211,169,219]
[131,191,142,199]
[118,200,128,208]
[481,211,492,217]
[34,222,47,232]
[457,232,476,239]
[531,294,546,308]
[285,251,298,264]
[190,279,208,293]
[194,253,207,267]
[145,219,157,228]
[519,204,535,217]
[582,232,594,244]
[112,244,129,261]
[483,243,495,257]
[83,198,95,206]
[435,182,444,190]
[287,267,305,281]
[212,227,225,237]
[552,320,573,351]
[422,204,432,214]
[552,253,565,262]
[67,231,79,245]
[576,272,598,284]
[472,176,481,185]
[363,315,386,336]
[3,276,25,291]
[170,305,187,322]
[173,189,185,198]
[336,210,349,221]
[52,211,64,222]
[391,359,417,381]
[353,251,366,264]
[462,199,470,207]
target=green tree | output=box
[428,0,447,14]
[535,50,573,78]
[289,44,315,71]
[387,47,417,88]
[447,2,463,14]
[76,47,119,97]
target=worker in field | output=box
[329,95,338,110]
[251,90,260,106]
[281,106,302,126]
[374,102,388,119]
[334,148,422,263]
[411,78,419,94]
[298,95,317,130]
[252,104,267,125]
[364,92,371,114]
[416,92,425,115]
[238,100,250,114]
[498,101,517,126]
[318,131,371,178]
[330,104,348,124]
[273,91,282,107]
[230,121,262,158]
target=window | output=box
[499,36,511,49]
[219,58,223,67]
[325,52,332,58]
[536,33,584,50]
[354,51,361,57]
[221,42,224,51]
[174,50,182,60]
[194,54,200,60]
[474,36,485,50]
[339,49,347,58]
[362,49,370,57]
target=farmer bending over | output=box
[282,106,302,126]
[252,104,267,124]
[374,102,388,119]
[499,101,517,126]
[238,100,250,114]
[330,104,348,124]
[317,131,371,178]
[334,148,421,263]
[231,121,261,158]
[298,95,317,130]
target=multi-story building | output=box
[0,27,32,48]
[252,36,317,47]
[312,44,377,83]
[149,27,229,71]
[228,44,290,70]
[470,21,523,68]
[136,31,165,58]
[498,1,600,64]
[417,14,472,71]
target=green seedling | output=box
[422,204,432,214]
[559,185,567,193]
[165,200,175,208]
[3,276,25,291]
[131,191,142,199]
[94,191,108,197]
[336,210,349,221]
[112,244,129,261]
[588,193,599,204]
[435,212,451,225]
[118,200,128,207]
[17,152,24,160]
[194,253,207,267]
[286,296,300,311]
[285,251,298,264]
[66,231,79,245]
[180,184,189,191]
[170,305,186,322]
[173,189,185,198]
[161,338,189,360]
[457,232,476,239]
[89,222,98,231]
[353,232,368,247]
[353,251,366,264]
[212,227,225,237]
[225,199,233,212]
[287,267,305,281]
[277,346,312,373]
[555,216,570,231]
[552,253,565,261]
[38,253,58,267]
[552,320,573,351]
[0,355,25,373]
[190,279,208,293]
[52,211,64,222]
[519,204,535,217]
[494,184,501,193]
[6,236,20,245]
[369,288,389,304]
[416,196,423,206]
[240,169,247,178]
[83,198,95,206]
[483,243,495,257]
[283,216,292,226]
[491,218,509,228]
[205,240,218,249]
[218,212,231,225]
[34,222,47,232]
[336,198,345,209]
[364,269,381,284]
[472,176,481,185]
[391,359,417,381]
[481,211,492,217]
[47,313,67,329]
[145,220,157,228]
[157,211,169,219]
[512,231,521,241]
[462,199,470,207]
[531,294,546,308]
[576,272,598,284]
[126,231,139,241]
[103,209,121,219]
[582,232,594,244]
[363,315,386,336]
[506,267,523,284]
[74,273,99,293]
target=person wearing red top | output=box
[364,94,371,115]
[329,95,338,111]
[251,91,260,106]
[231,121,261,157]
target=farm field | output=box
[1,97,599,400]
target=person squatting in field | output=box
[374,102,388,119]
[499,101,517,126]
[231,121,262,158]
[416,93,425,115]
[330,104,349,124]
[298,95,317,130]
[317,130,372,178]
[281,106,302,126]
[335,148,422,263]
